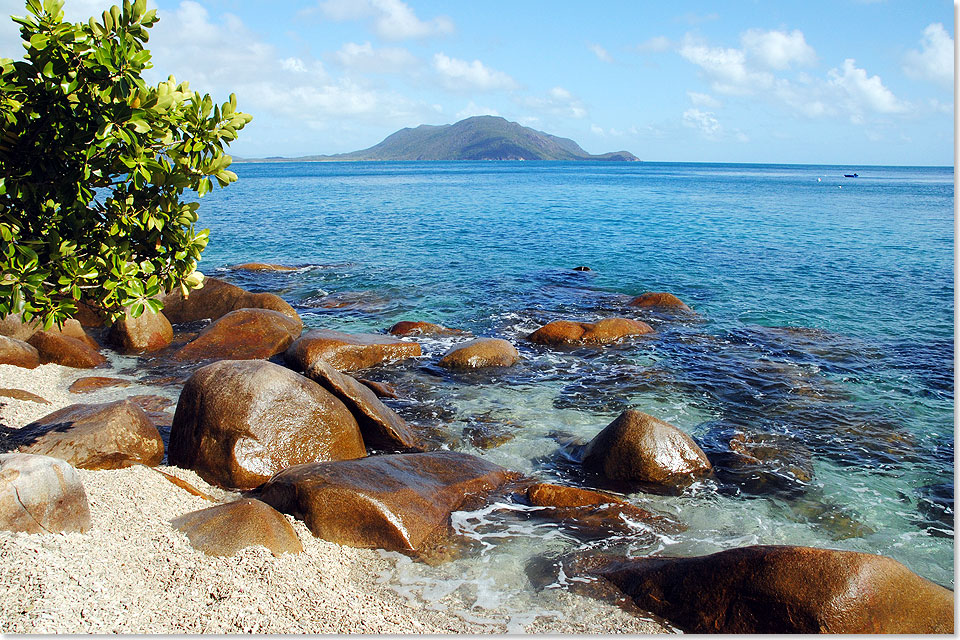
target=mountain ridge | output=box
[238,116,639,162]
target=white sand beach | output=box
[0,362,668,634]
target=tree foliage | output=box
[0,0,251,327]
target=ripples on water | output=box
[194,161,953,623]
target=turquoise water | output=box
[197,161,953,605]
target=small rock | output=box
[13,400,164,470]
[68,376,132,394]
[27,331,106,369]
[582,410,712,491]
[571,545,954,634]
[0,388,49,404]
[285,329,421,372]
[437,338,519,370]
[528,318,654,346]
[107,308,173,353]
[127,395,174,412]
[572,266,591,271]
[388,321,463,337]
[0,453,91,534]
[168,360,365,490]
[171,498,303,557]
[161,277,299,323]
[628,292,692,312]
[526,482,677,537]
[0,335,40,369]
[260,451,518,558]
[357,379,399,399]
[174,308,302,362]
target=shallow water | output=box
[191,161,952,619]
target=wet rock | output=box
[388,321,463,337]
[168,360,365,490]
[357,378,399,399]
[917,482,953,537]
[285,329,421,372]
[437,338,519,370]
[463,415,517,450]
[528,318,654,346]
[127,395,175,412]
[174,308,303,362]
[572,266,591,271]
[171,498,303,557]
[259,451,518,557]
[570,545,954,634]
[12,400,164,470]
[27,330,106,369]
[525,483,677,538]
[708,430,814,497]
[0,388,49,404]
[227,262,299,272]
[161,277,299,324]
[0,335,40,369]
[628,292,692,312]
[68,376,132,394]
[306,361,419,452]
[0,453,91,534]
[582,410,712,492]
[107,308,173,353]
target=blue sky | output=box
[1,0,955,164]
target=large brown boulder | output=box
[260,451,518,556]
[307,361,418,452]
[285,329,421,372]
[628,292,692,312]
[526,483,678,538]
[437,338,519,370]
[173,308,302,362]
[388,321,464,337]
[107,308,173,353]
[27,330,106,368]
[582,410,712,491]
[574,545,954,634]
[168,360,365,490]
[12,400,164,470]
[161,277,299,323]
[528,318,654,346]
[0,335,40,369]
[171,498,303,557]
[0,453,91,534]
[0,313,40,341]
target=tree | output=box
[0,0,251,328]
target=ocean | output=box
[195,161,953,620]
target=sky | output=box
[0,0,955,165]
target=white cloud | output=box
[317,0,453,40]
[635,36,672,53]
[687,91,721,108]
[334,41,417,73]
[741,28,816,70]
[828,58,907,116]
[589,43,613,63]
[590,124,605,136]
[456,101,500,119]
[682,108,721,137]
[432,53,518,91]
[679,35,774,95]
[281,57,308,73]
[520,86,588,119]
[903,23,953,87]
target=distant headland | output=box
[238,116,640,162]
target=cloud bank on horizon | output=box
[0,0,953,164]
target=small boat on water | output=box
[843,173,859,178]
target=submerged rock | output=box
[68,376,132,394]
[107,308,173,353]
[525,483,677,538]
[437,338,519,370]
[0,335,40,369]
[168,360,365,490]
[227,262,299,272]
[628,292,691,312]
[285,329,421,372]
[581,410,712,492]
[12,400,164,470]
[528,318,654,346]
[27,330,106,369]
[306,361,419,452]
[260,451,517,558]
[161,277,299,324]
[174,308,302,362]
[569,545,954,634]
[705,428,814,498]
[388,321,464,337]
[171,498,303,557]
[0,453,91,534]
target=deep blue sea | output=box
[196,161,954,614]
